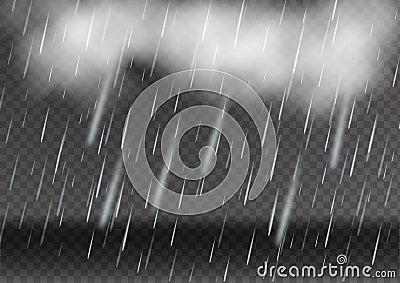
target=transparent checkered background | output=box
[0,0,398,281]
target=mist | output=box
[12,0,396,113]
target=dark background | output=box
[0,0,398,281]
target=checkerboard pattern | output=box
[0,0,398,281]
